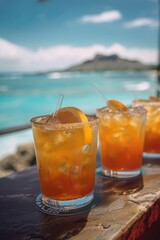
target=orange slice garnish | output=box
[56,107,88,123]
[56,107,92,144]
[149,96,160,102]
[107,100,128,111]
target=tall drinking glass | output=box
[31,114,99,215]
[96,106,146,178]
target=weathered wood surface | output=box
[0,156,160,240]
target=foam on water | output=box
[123,81,151,91]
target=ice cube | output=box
[46,116,61,124]
[71,166,81,175]
[44,116,62,130]
[59,163,69,174]
[55,133,66,145]
[64,130,74,137]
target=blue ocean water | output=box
[0,71,158,129]
[0,70,158,158]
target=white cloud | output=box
[124,18,159,28]
[0,38,158,72]
[80,10,122,23]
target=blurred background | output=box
[0,0,159,160]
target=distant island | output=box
[64,54,156,72]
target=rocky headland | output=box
[64,54,156,71]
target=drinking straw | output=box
[94,83,106,103]
[53,94,64,117]
[46,94,64,123]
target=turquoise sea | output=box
[0,70,158,158]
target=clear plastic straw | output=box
[94,83,106,103]
[46,94,64,123]
[52,94,64,117]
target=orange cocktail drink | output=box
[31,107,99,211]
[97,101,146,178]
[133,98,160,154]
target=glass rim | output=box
[96,105,147,116]
[30,114,99,130]
[133,99,160,105]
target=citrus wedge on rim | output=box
[107,100,128,111]
[149,96,160,102]
[56,107,88,123]
[56,107,92,144]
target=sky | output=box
[0,0,159,72]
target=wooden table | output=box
[0,155,160,240]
